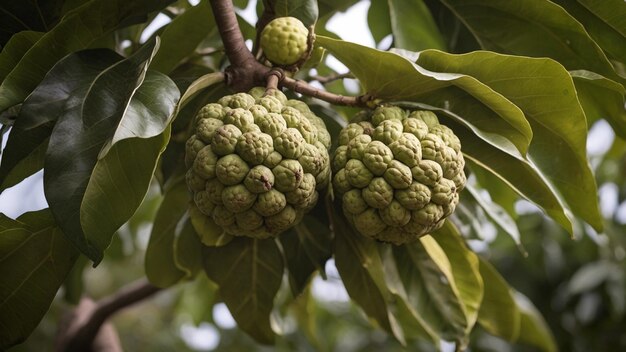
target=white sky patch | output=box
[140,13,172,43]
[179,322,220,351]
[311,259,350,302]
[236,0,259,24]
[0,170,48,219]
[212,303,237,329]
[587,120,614,157]
[599,183,619,218]
[326,0,374,48]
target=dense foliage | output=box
[1,0,625,351]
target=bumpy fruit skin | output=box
[332,106,466,245]
[185,89,331,239]
[260,17,309,66]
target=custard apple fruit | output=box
[332,106,466,245]
[260,17,309,66]
[186,89,331,239]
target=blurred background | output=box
[2,0,625,351]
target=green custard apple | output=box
[332,106,466,245]
[260,17,309,66]
[185,89,331,240]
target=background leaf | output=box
[438,0,620,82]
[0,31,43,83]
[203,237,284,344]
[571,70,626,138]
[0,209,78,349]
[514,291,558,352]
[281,213,333,296]
[272,0,319,26]
[393,239,469,342]
[477,258,521,341]
[389,0,445,51]
[150,0,215,74]
[432,222,484,334]
[145,178,188,288]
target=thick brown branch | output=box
[57,279,161,352]
[209,0,268,91]
[281,77,371,107]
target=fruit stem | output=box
[209,0,372,107]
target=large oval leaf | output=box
[439,0,620,82]
[203,237,284,344]
[332,208,404,342]
[432,222,484,334]
[80,128,171,261]
[0,209,78,349]
[0,49,122,192]
[43,39,171,263]
[416,50,602,231]
[0,0,175,113]
[477,258,521,342]
[315,36,532,156]
[393,239,469,342]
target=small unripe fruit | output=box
[260,17,309,65]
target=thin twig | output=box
[58,279,162,352]
[282,77,371,107]
[309,72,354,84]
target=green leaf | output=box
[151,0,215,74]
[203,237,284,344]
[0,0,174,112]
[0,49,122,192]
[366,0,391,45]
[102,70,180,155]
[461,137,573,234]
[393,238,469,342]
[464,184,522,248]
[280,214,333,296]
[0,2,63,45]
[439,0,620,82]
[552,0,626,65]
[44,39,162,263]
[571,70,626,138]
[471,165,518,216]
[315,36,533,156]
[80,128,171,263]
[189,203,234,247]
[416,50,602,231]
[177,72,225,113]
[378,245,439,344]
[332,210,401,341]
[432,222,484,334]
[145,177,188,288]
[173,216,203,278]
[389,0,446,51]
[273,0,319,26]
[477,258,521,342]
[577,0,626,38]
[0,31,43,83]
[0,209,79,349]
[514,291,558,352]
